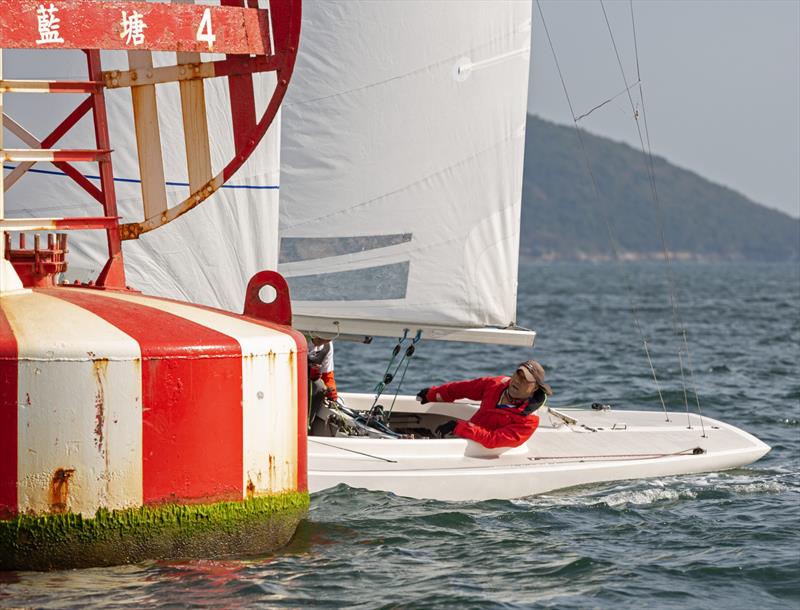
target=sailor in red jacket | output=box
[416,360,553,449]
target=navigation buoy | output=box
[0,270,308,570]
[0,0,304,570]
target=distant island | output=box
[522,115,799,262]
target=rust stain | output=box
[246,477,255,499]
[49,468,75,514]
[25,393,31,407]
[268,454,275,491]
[92,359,109,452]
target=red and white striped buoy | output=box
[0,0,306,569]
[0,273,309,569]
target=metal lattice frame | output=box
[0,0,301,290]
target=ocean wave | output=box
[513,472,788,511]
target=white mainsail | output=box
[279,1,534,346]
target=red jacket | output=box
[428,376,541,449]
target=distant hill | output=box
[522,115,799,261]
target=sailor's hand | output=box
[436,420,457,438]
[309,365,321,381]
[416,388,431,404]
[325,387,338,401]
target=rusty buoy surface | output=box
[0,285,308,570]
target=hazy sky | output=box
[528,0,800,218]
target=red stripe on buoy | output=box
[127,291,310,493]
[44,289,244,505]
[0,307,19,519]
[0,306,18,517]
[291,330,308,492]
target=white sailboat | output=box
[279,0,770,501]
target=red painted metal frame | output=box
[0,1,271,55]
[0,81,102,93]
[3,149,111,162]
[2,0,301,289]
[118,0,302,239]
[87,49,126,288]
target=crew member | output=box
[308,336,338,400]
[416,360,553,449]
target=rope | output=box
[530,446,704,462]
[308,438,398,463]
[535,0,669,420]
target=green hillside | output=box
[522,115,799,261]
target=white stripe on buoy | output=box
[2,291,142,516]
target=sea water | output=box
[1,261,798,608]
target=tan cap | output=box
[516,360,553,396]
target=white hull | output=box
[308,393,770,501]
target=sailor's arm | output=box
[422,377,496,403]
[454,415,539,449]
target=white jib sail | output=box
[3,46,281,312]
[279,1,534,346]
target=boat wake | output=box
[514,470,788,510]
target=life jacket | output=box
[495,387,548,416]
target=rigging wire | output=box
[600,0,706,431]
[368,330,421,418]
[628,2,705,434]
[678,350,692,428]
[386,331,423,419]
[574,79,641,122]
[682,329,706,437]
[534,0,670,420]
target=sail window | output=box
[286,262,409,301]
[279,234,412,264]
